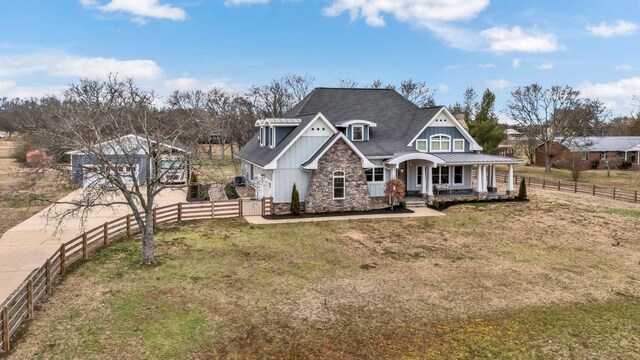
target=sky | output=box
[1,0,640,121]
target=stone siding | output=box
[305,139,372,213]
[273,202,306,215]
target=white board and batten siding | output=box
[367,159,387,197]
[273,119,333,203]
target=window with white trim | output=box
[432,166,450,185]
[453,166,463,184]
[269,126,276,148]
[581,152,588,161]
[259,127,266,147]
[430,135,451,152]
[416,139,428,152]
[352,125,364,141]
[453,139,465,152]
[365,167,384,182]
[333,171,345,199]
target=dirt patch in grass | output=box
[7,193,640,359]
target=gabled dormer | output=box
[335,120,377,142]
[255,118,301,149]
[408,107,482,153]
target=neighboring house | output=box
[535,136,640,170]
[498,128,526,158]
[67,134,191,188]
[236,88,523,214]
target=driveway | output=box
[0,187,187,305]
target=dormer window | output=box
[352,125,364,141]
[260,127,266,147]
[430,134,451,152]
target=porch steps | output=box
[405,200,428,208]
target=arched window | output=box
[429,134,451,152]
[333,171,345,199]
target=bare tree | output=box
[336,78,360,88]
[505,84,602,173]
[26,76,198,265]
[284,74,315,102]
[399,79,436,107]
[250,74,314,119]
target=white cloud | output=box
[438,83,449,93]
[163,77,201,90]
[0,51,163,80]
[587,20,638,37]
[480,26,563,53]
[478,63,497,69]
[225,0,269,5]
[0,83,67,99]
[80,0,187,23]
[0,80,17,93]
[580,76,640,113]
[486,79,511,90]
[512,58,521,68]
[536,61,554,70]
[322,0,489,28]
[614,64,637,72]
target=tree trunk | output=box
[208,143,212,159]
[220,142,225,162]
[142,209,155,265]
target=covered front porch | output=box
[385,152,523,205]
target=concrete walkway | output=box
[0,187,187,305]
[245,207,444,225]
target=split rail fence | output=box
[0,197,273,353]
[498,172,638,203]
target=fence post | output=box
[103,222,108,246]
[592,184,596,196]
[82,233,88,260]
[528,177,531,187]
[45,258,51,295]
[613,187,616,200]
[261,197,266,216]
[2,306,9,352]
[126,215,131,236]
[178,203,183,222]
[238,198,243,216]
[574,182,577,193]
[558,180,561,191]
[27,280,33,319]
[635,190,638,203]
[504,173,507,183]
[211,201,216,219]
[153,208,157,228]
[60,244,66,275]
[543,178,546,189]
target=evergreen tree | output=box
[189,171,198,199]
[467,89,506,154]
[290,183,301,215]
[516,178,527,200]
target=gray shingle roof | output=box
[562,136,640,152]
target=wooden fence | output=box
[498,172,638,203]
[0,197,273,353]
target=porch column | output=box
[476,165,483,193]
[507,164,514,194]
[391,166,397,179]
[421,164,427,195]
[426,165,433,197]
[482,165,488,193]
[638,151,640,164]
[490,165,497,192]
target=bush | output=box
[384,179,406,210]
[290,183,301,215]
[619,161,633,170]
[188,172,199,199]
[591,159,600,169]
[516,178,527,200]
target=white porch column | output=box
[507,164,514,193]
[638,151,640,164]
[391,166,397,179]
[482,165,488,193]
[427,165,433,197]
[421,164,427,195]
[476,165,483,193]
[490,165,497,192]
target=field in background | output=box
[8,189,640,359]
[498,164,640,191]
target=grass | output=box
[8,195,640,359]
[499,164,640,190]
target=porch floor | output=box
[405,190,511,206]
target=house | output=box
[236,88,523,214]
[535,136,640,170]
[67,134,191,188]
[497,128,525,158]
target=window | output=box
[269,127,276,148]
[333,171,345,199]
[581,152,588,161]
[453,139,465,152]
[365,167,384,182]
[416,139,428,152]
[416,166,423,186]
[430,135,451,152]
[352,125,364,141]
[259,127,266,147]
[454,166,463,184]
[432,166,450,185]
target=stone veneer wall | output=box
[305,139,372,213]
[273,202,305,215]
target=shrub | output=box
[384,179,406,210]
[516,178,527,200]
[25,149,54,168]
[290,183,301,215]
[619,161,632,170]
[188,171,198,199]
[591,158,600,169]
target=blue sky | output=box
[1,0,640,120]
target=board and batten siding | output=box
[415,126,469,152]
[273,119,333,203]
[366,159,387,197]
[405,162,473,192]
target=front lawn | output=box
[500,164,640,190]
[8,194,640,359]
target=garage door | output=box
[83,164,138,188]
